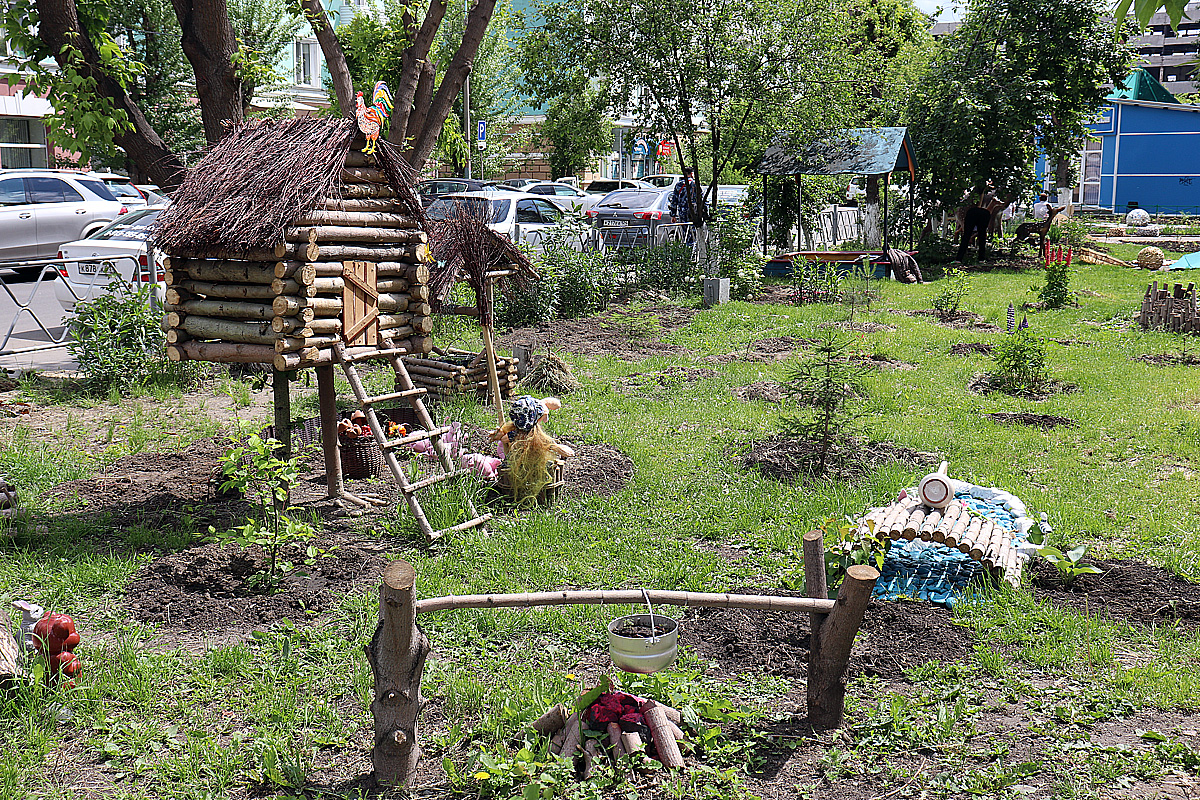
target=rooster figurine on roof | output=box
[355,81,393,155]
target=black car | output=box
[417,179,492,208]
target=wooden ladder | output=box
[334,338,492,541]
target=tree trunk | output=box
[170,0,242,145]
[300,0,354,115]
[34,0,186,189]
[863,175,881,248]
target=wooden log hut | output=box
[1138,280,1200,334]
[154,118,433,371]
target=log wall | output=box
[164,151,433,369]
[1138,281,1200,334]
[400,348,519,401]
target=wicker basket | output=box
[339,437,385,479]
[251,407,422,479]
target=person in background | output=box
[1033,193,1050,220]
[669,167,705,226]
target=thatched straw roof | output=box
[154,117,421,254]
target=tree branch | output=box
[300,0,353,116]
[389,0,448,146]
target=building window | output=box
[1079,138,1102,207]
[294,41,316,87]
[0,118,48,169]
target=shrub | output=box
[931,267,969,318]
[707,211,763,300]
[497,267,559,327]
[1038,247,1073,309]
[792,261,842,305]
[628,242,697,293]
[781,332,868,476]
[67,280,200,393]
[554,246,613,316]
[990,327,1048,394]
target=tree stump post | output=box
[315,364,343,499]
[803,530,828,633]
[806,564,878,729]
[366,560,430,786]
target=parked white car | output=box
[425,191,584,250]
[520,181,601,213]
[54,206,165,314]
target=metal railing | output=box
[0,255,151,357]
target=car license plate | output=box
[78,261,115,275]
[602,219,628,227]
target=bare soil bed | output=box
[732,381,786,404]
[501,303,696,360]
[984,411,1074,429]
[951,342,994,356]
[1030,558,1200,627]
[616,365,717,398]
[1135,352,1200,367]
[707,336,814,364]
[967,372,1081,401]
[742,435,940,484]
[895,309,1000,331]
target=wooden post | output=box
[316,364,343,499]
[807,564,878,729]
[803,530,828,633]
[482,278,505,427]
[272,368,292,507]
[367,560,430,786]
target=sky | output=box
[914,0,964,22]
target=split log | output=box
[367,561,430,787]
[377,323,416,339]
[276,334,341,353]
[272,295,343,316]
[404,284,430,302]
[294,210,421,229]
[165,287,195,305]
[181,315,275,344]
[314,263,345,277]
[283,241,322,262]
[286,226,428,244]
[620,731,643,754]
[274,262,318,282]
[557,713,582,758]
[919,509,943,540]
[378,293,410,312]
[167,340,275,364]
[376,278,410,293]
[945,506,971,547]
[271,278,312,296]
[168,243,285,261]
[807,564,879,729]
[179,280,276,301]
[934,502,963,544]
[406,336,433,354]
[903,508,926,540]
[643,703,684,768]
[531,704,567,736]
[377,262,430,282]
[165,329,190,344]
[166,258,280,283]
[803,530,829,631]
[313,243,432,263]
[180,299,275,321]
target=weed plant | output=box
[67,280,200,393]
[932,267,970,318]
[990,327,1048,394]
[1038,248,1073,309]
[706,211,763,300]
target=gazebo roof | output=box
[756,127,917,178]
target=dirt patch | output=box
[501,303,696,361]
[742,435,940,484]
[1048,338,1090,347]
[1135,352,1200,367]
[732,381,786,404]
[1030,558,1200,628]
[967,372,1081,401]
[750,284,799,305]
[897,309,1000,331]
[616,365,717,398]
[950,342,994,356]
[817,320,896,333]
[707,336,815,364]
[855,354,917,371]
[560,440,635,498]
[684,596,974,681]
[984,411,1074,429]
[124,539,388,633]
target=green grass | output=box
[4,260,1200,798]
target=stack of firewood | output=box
[401,348,518,400]
[859,498,1022,587]
[534,695,687,774]
[164,151,435,369]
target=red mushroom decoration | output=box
[32,612,81,687]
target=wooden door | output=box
[342,260,379,347]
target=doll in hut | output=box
[490,395,574,505]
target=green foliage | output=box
[617,242,699,294]
[211,430,319,591]
[1038,544,1102,586]
[1051,217,1091,249]
[540,88,611,180]
[781,332,868,475]
[990,327,1048,394]
[811,515,892,594]
[555,247,614,317]
[932,268,970,318]
[706,211,763,300]
[792,262,843,305]
[66,281,199,394]
[227,0,301,116]
[1039,251,1073,309]
[1116,0,1189,29]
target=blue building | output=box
[1069,69,1200,214]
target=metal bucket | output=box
[607,613,678,674]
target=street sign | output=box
[477,119,487,150]
[632,137,649,158]
[657,140,673,158]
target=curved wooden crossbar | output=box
[415,590,837,615]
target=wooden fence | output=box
[1139,281,1200,333]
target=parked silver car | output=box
[586,188,674,247]
[0,169,124,270]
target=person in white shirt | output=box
[1032,194,1050,220]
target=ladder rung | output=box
[430,513,493,541]
[361,387,426,406]
[404,469,470,493]
[383,425,451,449]
[342,347,409,364]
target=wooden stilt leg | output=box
[803,530,828,633]
[316,364,343,499]
[272,367,292,507]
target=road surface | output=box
[0,266,78,374]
